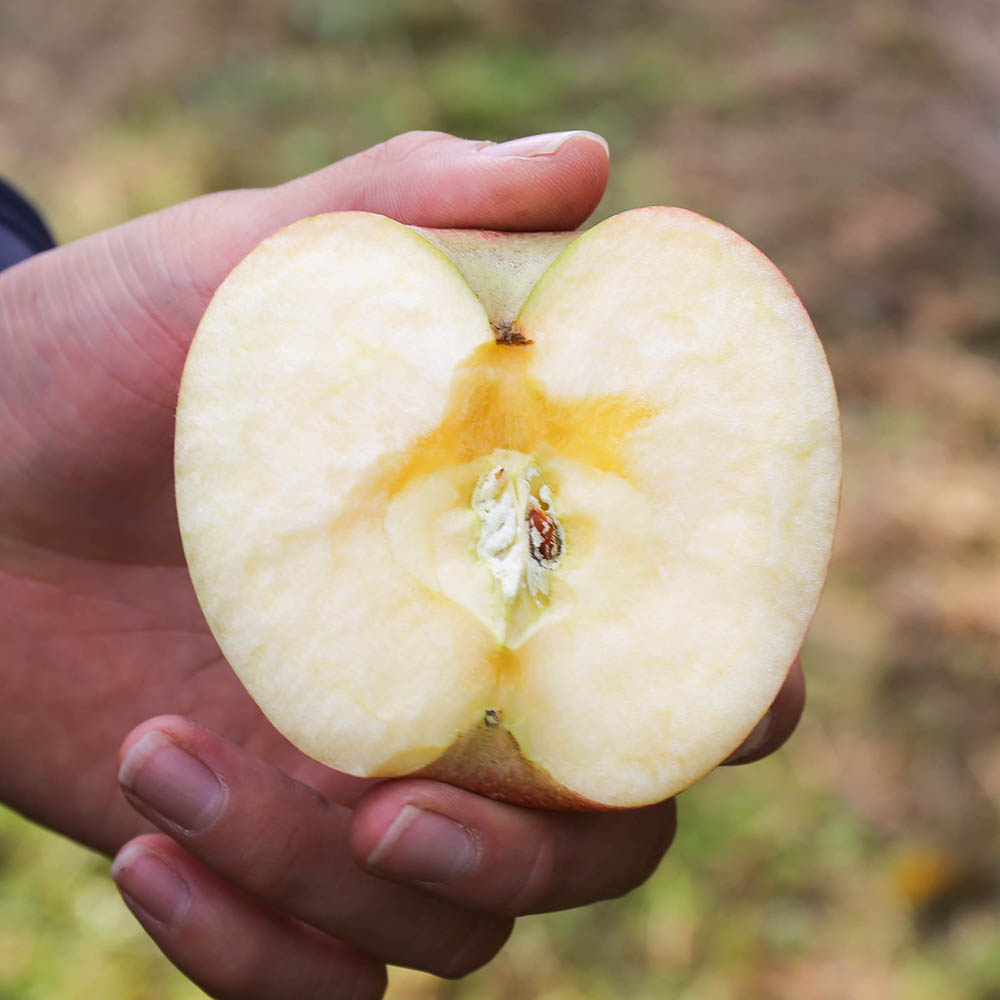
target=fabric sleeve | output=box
[0,178,56,272]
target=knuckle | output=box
[344,964,389,1000]
[213,954,269,1000]
[615,853,661,898]
[226,812,317,907]
[210,948,295,1000]
[368,130,451,165]
[232,951,385,1000]
[189,917,388,1000]
[436,914,513,979]
[350,131,452,191]
[621,805,677,895]
[503,832,559,915]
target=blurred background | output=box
[2,0,999,997]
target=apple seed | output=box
[527,505,563,565]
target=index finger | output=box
[350,781,677,917]
[723,656,806,765]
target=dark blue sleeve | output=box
[0,179,56,272]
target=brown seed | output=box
[527,505,563,564]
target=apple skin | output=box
[407,656,810,811]
[414,226,577,335]
[412,717,604,810]
[175,208,842,811]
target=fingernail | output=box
[480,130,609,159]
[366,805,479,885]
[726,709,775,765]
[119,730,225,833]
[111,842,192,928]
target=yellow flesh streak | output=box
[385,342,655,489]
[376,339,655,692]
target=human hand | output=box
[0,130,804,997]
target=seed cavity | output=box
[472,456,564,605]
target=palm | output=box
[2,545,251,853]
[0,197,371,855]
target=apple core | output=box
[472,457,564,607]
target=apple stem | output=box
[492,321,533,346]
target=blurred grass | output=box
[2,0,1000,997]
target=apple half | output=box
[175,208,841,809]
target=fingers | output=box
[111,835,387,1000]
[723,656,806,765]
[116,717,512,978]
[350,781,677,916]
[346,658,801,921]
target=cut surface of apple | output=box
[175,208,841,809]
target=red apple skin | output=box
[408,700,784,811]
[411,719,605,810]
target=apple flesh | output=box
[175,208,841,809]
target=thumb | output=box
[7,127,609,408]
[162,129,609,329]
[278,129,610,231]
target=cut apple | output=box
[175,208,841,809]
